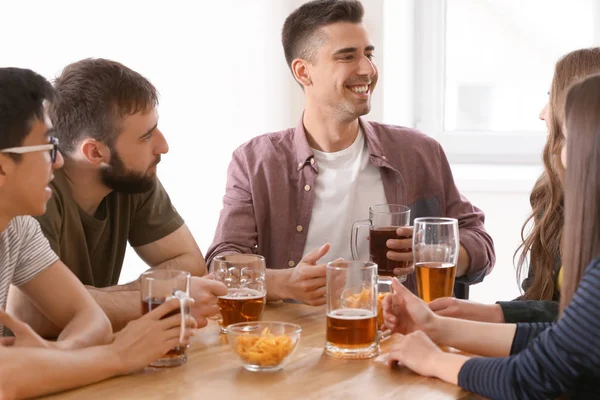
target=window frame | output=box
[399,0,600,164]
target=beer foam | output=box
[220,288,264,300]
[415,262,455,269]
[328,308,376,320]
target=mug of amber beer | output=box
[141,270,192,367]
[413,217,459,302]
[325,260,379,359]
[213,254,267,333]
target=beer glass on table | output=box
[413,217,459,302]
[140,270,193,367]
[325,260,379,359]
[213,254,267,333]
[350,204,411,285]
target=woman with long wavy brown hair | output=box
[383,73,600,399]
[429,47,600,323]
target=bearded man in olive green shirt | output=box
[8,59,226,334]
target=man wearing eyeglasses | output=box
[7,59,227,336]
[0,68,210,397]
[0,67,112,348]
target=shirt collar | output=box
[293,114,315,171]
[293,115,390,171]
[359,118,385,160]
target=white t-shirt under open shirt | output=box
[302,128,387,263]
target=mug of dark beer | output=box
[350,204,411,284]
[140,269,193,367]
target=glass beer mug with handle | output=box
[140,269,193,368]
[413,217,459,302]
[212,254,267,333]
[325,260,379,359]
[350,204,411,284]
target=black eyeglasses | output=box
[0,136,60,162]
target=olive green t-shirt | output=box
[35,170,184,287]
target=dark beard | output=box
[100,150,158,194]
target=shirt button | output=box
[288,260,295,267]
[382,155,387,160]
[304,184,311,192]
[298,162,303,168]
[310,158,315,165]
[296,225,303,232]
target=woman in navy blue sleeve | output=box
[383,73,600,400]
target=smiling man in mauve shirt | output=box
[206,0,495,306]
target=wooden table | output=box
[44,303,485,399]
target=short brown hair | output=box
[282,0,364,69]
[49,58,158,154]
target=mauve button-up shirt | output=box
[206,117,495,294]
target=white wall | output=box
[452,165,543,302]
[0,0,309,283]
[0,0,539,304]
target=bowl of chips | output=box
[225,321,302,372]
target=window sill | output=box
[450,164,543,193]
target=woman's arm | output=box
[390,259,600,400]
[497,300,559,323]
[433,316,517,357]
[383,279,518,357]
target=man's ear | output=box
[292,58,313,88]
[80,139,110,165]
[0,155,16,188]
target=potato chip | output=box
[377,293,387,328]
